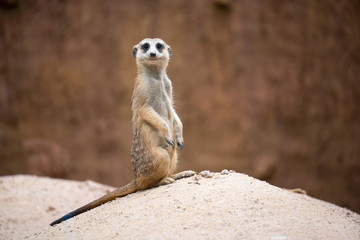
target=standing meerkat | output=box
[50,38,196,226]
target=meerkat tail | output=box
[50,180,137,226]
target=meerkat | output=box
[50,38,196,226]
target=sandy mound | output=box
[0,175,115,240]
[1,173,359,240]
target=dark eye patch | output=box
[141,43,150,52]
[156,43,164,51]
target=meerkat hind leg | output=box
[172,170,197,180]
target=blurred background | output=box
[0,0,359,213]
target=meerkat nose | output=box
[150,52,156,58]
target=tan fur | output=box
[50,38,195,226]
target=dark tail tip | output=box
[50,213,73,226]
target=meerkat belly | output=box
[132,125,160,175]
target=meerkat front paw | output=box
[175,134,184,150]
[165,137,175,149]
[177,141,183,150]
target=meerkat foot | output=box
[286,188,307,195]
[172,170,197,180]
[158,177,175,186]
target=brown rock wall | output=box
[0,0,359,212]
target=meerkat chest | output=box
[149,81,172,120]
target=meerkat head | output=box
[132,38,172,67]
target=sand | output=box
[0,172,359,240]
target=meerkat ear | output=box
[132,46,138,58]
[167,47,172,58]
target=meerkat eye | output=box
[156,43,164,51]
[141,43,150,51]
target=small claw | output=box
[166,138,175,149]
[177,141,183,150]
